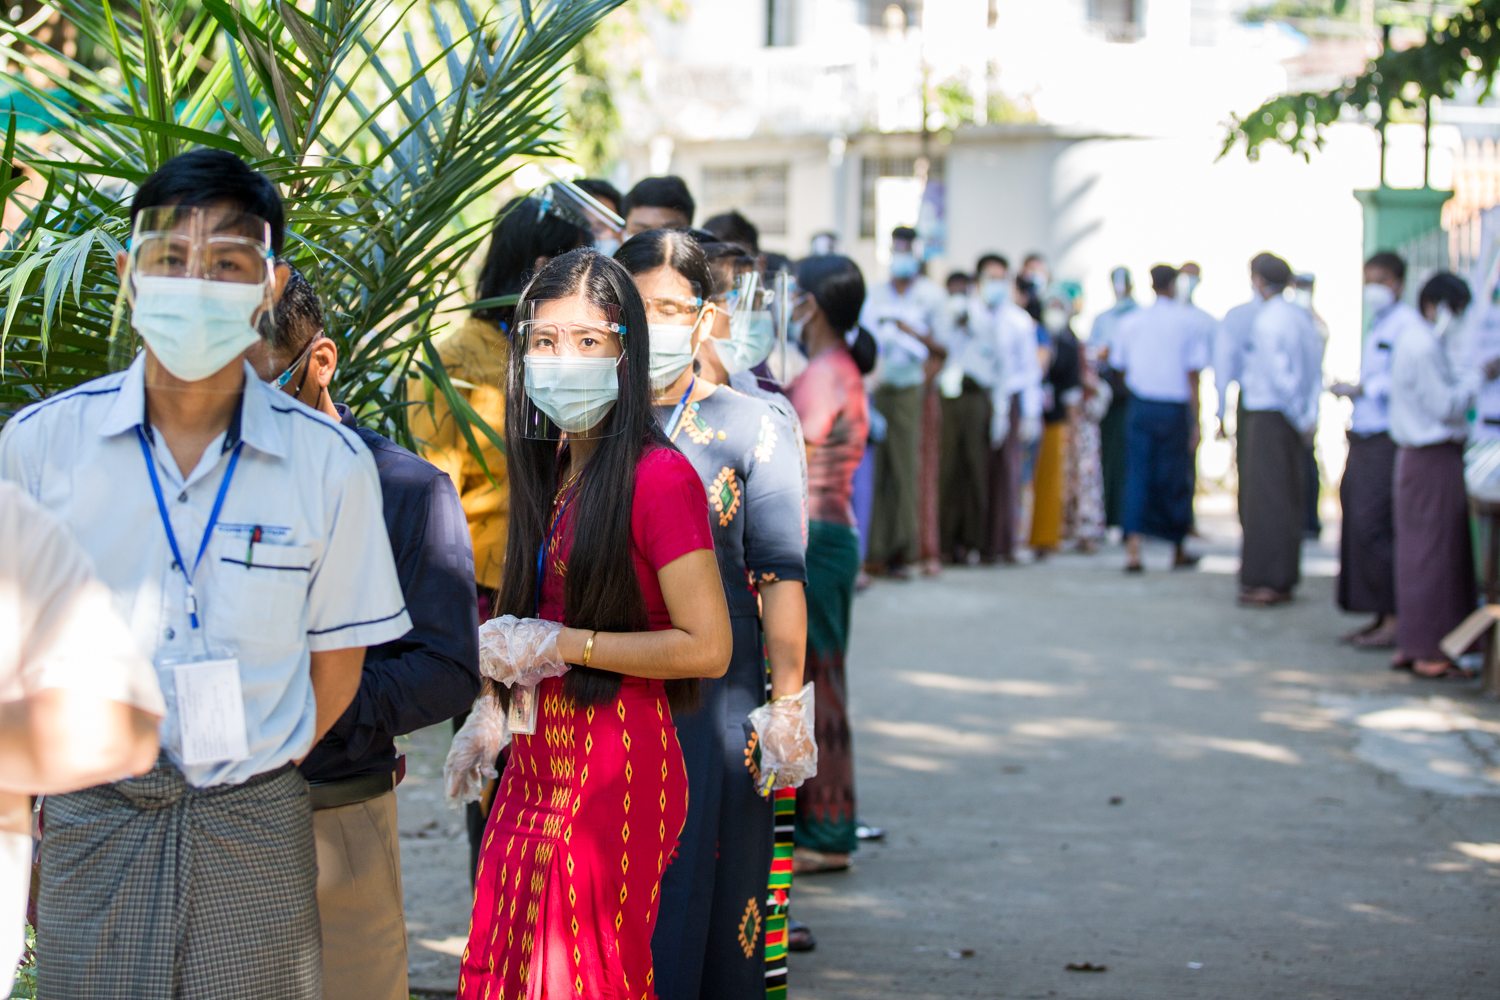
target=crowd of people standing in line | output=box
[5,142,1499,1000]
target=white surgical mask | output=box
[979,278,1008,308]
[1363,282,1396,314]
[890,252,919,280]
[648,321,700,389]
[1433,303,1457,339]
[1042,306,1068,333]
[523,355,620,433]
[1175,274,1199,302]
[131,276,266,382]
[594,236,621,257]
[716,310,775,375]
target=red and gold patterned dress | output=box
[459,447,712,1000]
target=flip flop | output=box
[792,848,852,874]
[1352,630,1398,649]
[1413,662,1477,681]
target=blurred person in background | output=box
[1291,273,1329,539]
[1176,262,1217,535]
[623,174,695,235]
[1020,252,1050,290]
[1236,253,1318,607]
[1330,252,1421,648]
[616,230,810,1000]
[1031,284,1082,559]
[703,209,761,257]
[973,253,1044,563]
[810,231,838,256]
[1065,336,1113,553]
[408,195,591,876]
[1112,264,1206,573]
[788,255,872,876]
[249,265,480,1000]
[1389,273,1480,677]
[1,482,164,996]
[574,178,624,255]
[860,226,949,579]
[1213,256,1270,546]
[0,150,411,1000]
[939,270,1003,564]
[1090,266,1138,533]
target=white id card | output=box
[173,658,251,765]
[507,684,539,735]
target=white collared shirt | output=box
[1110,297,1210,403]
[860,275,951,389]
[1350,301,1426,435]
[0,356,412,788]
[1390,318,1476,448]
[1241,295,1323,433]
[1088,296,1137,352]
[1214,297,1262,420]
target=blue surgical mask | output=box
[716,310,775,374]
[131,275,266,382]
[648,321,699,389]
[979,278,1008,308]
[595,236,621,257]
[890,252,920,280]
[523,355,620,433]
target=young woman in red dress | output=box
[454,249,732,1000]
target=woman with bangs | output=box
[447,248,731,1000]
[615,229,813,1000]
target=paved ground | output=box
[395,504,1500,999]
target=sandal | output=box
[1352,628,1397,649]
[792,847,852,874]
[1413,659,1477,681]
[787,919,817,952]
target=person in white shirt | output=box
[1091,267,1138,531]
[1110,264,1208,572]
[1236,253,1322,606]
[938,270,1006,562]
[1175,262,1217,536]
[0,150,411,1000]
[1212,259,1269,512]
[0,482,165,996]
[1329,252,1425,647]
[859,225,950,578]
[1291,273,1330,538]
[1389,272,1481,678]
[969,254,1042,562]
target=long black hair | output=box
[613,228,715,299]
[474,196,592,328]
[797,254,875,374]
[497,248,698,711]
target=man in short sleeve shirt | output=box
[0,150,410,1000]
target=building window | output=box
[701,165,790,237]
[859,155,944,238]
[862,1,921,29]
[1087,0,1138,43]
[766,0,796,47]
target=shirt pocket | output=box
[211,537,314,654]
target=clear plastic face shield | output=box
[709,268,778,375]
[642,277,707,392]
[124,206,276,382]
[515,298,627,440]
[534,169,625,254]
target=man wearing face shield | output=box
[246,265,480,1000]
[860,226,951,578]
[1330,253,1425,646]
[1389,273,1481,677]
[1236,253,1321,606]
[1090,266,1139,532]
[0,149,411,999]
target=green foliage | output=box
[1224,0,1500,161]
[0,0,624,455]
[7,923,35,998]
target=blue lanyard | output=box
[137,426,243,630]
[535,474,581,616]
[664,377,696,439]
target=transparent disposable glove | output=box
[748,682,818,792]
[478,615,569,688]
[444,693,509,808]
[1019,414,1043,444]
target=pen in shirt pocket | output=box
[246,525,261,568]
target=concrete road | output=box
[790,518,1500,999]
[394,511,1500,998]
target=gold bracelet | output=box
[582,631,597,668]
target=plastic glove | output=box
[748,682,818,792]
[1019,414,1043,444]
[444,693,510,808]
[478,615,569,688]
